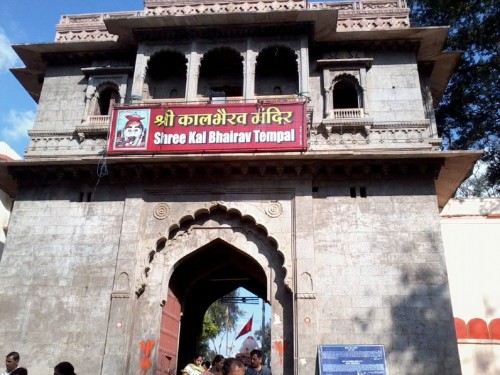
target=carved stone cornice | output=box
[321,117,374,128]
[28,129,75,137]
[371,120,430,129]
[9,158,445,190]
[55,12,140,42]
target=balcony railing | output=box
[85,115,111,126]
[332,108,364,119]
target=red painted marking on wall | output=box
[273,338,289,365]
[140,339,156,373]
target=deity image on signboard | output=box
[114,109,151,149]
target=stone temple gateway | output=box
[0,0,481,374]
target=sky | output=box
[0,0,143,158]
[0,1,271,355]
[211,288,271,358]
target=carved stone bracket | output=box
[296,293,316,300]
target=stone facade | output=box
[1,1,480,374]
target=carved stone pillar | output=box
[298,36,310,96]
[186,43,201,101]
[131,46,149,99]
[244,40,257,100]
[360,68,369,116]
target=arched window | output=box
[146,50,187,99]
[198,47,243,97]
[255,45,298,96]
[97,85,120,115]
[319,55,372,120]
[333,79,360,109]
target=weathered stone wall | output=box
[0,173,461,374]
[310,177,461,374]
[366,52,425,122]
[0,184,126,374]
[34,66,88,131]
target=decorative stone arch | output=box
[323,71,366,118]
[84,77,125,118]
[129,201,295,375]
[144,49,188,99]
[318,52,372,119]
[198,47,244,98]
[255,44,299,96]
[148,202,292,291]
[332,73,363,109]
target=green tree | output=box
[200,290,245,357]
[254,321,271,366]
[408,0,499,195]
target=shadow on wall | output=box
[350,232,462,375]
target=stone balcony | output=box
[332,108,365,119]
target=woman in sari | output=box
[183,354,205,375]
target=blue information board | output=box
[318,345,388,375]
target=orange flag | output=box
[236,315,253,339]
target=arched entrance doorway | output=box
[155,208,293,374]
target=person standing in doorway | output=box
[3,352,28,375]
[246,349,271,375]
[183,354,204,375]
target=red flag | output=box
[235,315,253,339]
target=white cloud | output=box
[1,109,35,140]
[0,28,20,72]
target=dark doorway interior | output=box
[168,239,267,371]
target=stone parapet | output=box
[54,0,409,42]
[309,0,410,30]
[55,12,141,42]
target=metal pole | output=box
[225,304,229,357]
[261,299,265,348]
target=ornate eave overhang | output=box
[132,22,313,41]
[426,51,461,107]
[0,151,482,211]
[11,41,134,103]
[104,9,338,43]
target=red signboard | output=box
[107,102,307,154]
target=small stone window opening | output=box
[333,80,360,109]
[97,86,119,115]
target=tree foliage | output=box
[408,0,499,195]
[200,290,245,358]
